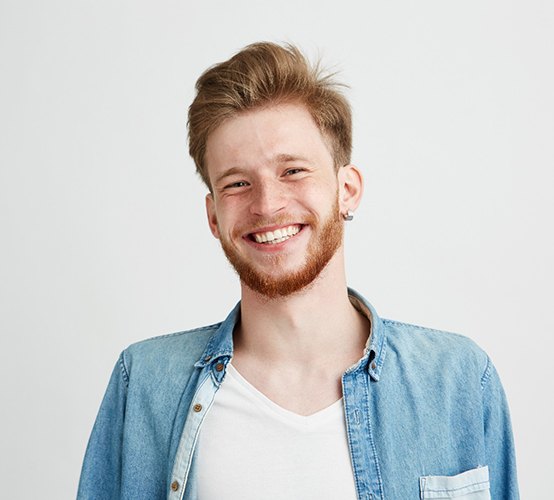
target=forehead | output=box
[204,103,333,176]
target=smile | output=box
[249,225,302,245]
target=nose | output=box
[249,179,287,217]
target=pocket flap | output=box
[420,466,490,499]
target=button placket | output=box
[169,370,219,500]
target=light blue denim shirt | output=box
[77,289,518,499]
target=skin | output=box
[204,102,368,416]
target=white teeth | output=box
[252,225,301,244]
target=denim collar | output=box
[347,287,387,381]
[195,288,386,381]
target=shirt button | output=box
[204,355,212,362]
[215,362,224,372]
[171,480,179,492]
[193,403,203,412]
[371,361,377,370]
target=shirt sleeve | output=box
[481,356,519,499]
[77,352,129,500]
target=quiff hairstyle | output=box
[188,42,352,189]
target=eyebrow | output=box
[274,153,309,164]
[214,154,310,185]
[214,167,246,185]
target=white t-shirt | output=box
[196,363,358,500]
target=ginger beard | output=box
[218,196,344,299]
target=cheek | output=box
[298,183,338,210]
[213,205,241,240]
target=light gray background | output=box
[1,1,552,498]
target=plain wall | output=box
[1,1,553,497]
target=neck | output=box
[235,249,369,367]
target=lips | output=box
[247,224,303,244]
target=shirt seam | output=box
[480,356,493,390]
[139,323,222,344]
[382,318,464,338]
[119,351,130,386]
[365,376,384,497]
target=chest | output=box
[195,364,358,500]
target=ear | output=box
[337,164,364,215]
[205,193,220,239]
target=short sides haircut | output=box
[188,42,352,189]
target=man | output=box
[78,43,518,499]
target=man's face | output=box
[204,103,345,298]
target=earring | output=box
[343,210,354,221]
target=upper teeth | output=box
[253,225,301,244]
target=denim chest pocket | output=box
[419,466,490,499]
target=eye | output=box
[224,180,249,189]
[283,168,305,176]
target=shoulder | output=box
[119,322,222,381]
[381,318,490,383]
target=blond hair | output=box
[188,42,352,189]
